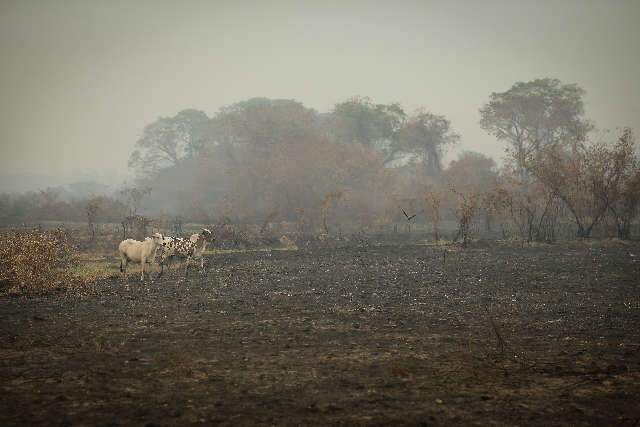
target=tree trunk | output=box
[576,224,590,238]
[485,213,492,233]
[616,219,631,240]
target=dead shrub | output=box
[0,229,85,294]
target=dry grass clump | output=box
[279,235,298,249]
[0,229,86,294]
[69,252,121,282]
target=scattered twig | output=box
[487,313,506,354]
[484,307,531,369]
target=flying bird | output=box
[401,208,423,221]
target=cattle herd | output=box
[117,228,213,281]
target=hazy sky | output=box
[1,0,639,181]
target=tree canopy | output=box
[479,78,593,178]
[398,110,460,176]
[129,109,210,176]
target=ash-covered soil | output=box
[1,241,640,426]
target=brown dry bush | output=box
[0,229,85,294]
[451,189,481,247]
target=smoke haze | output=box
[1,0,639,182]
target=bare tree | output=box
[529,131,636,238]
[423,187,443,242]
[607,128,640,239]
[450,187,481,247]
[321,190,345,234]
[120,186,152,216]
[495,173,560,242]
[86,196,102,241]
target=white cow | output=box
[118,233,164,281]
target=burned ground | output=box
[1,241,640,426]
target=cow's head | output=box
[202,228,214,241]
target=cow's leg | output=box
[159,254,170,278]
[150,258,157,282]
[157,258,165,278]
[120,256,128,280]
[120,254,127,273]
[185,256,191,277]
[140,257,146,282]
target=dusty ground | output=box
[1,241,640,426]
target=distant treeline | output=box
[126,95,460,227]
[2,78,639,241]
[0,191,128,225]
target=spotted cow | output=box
[157,229,213,277]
